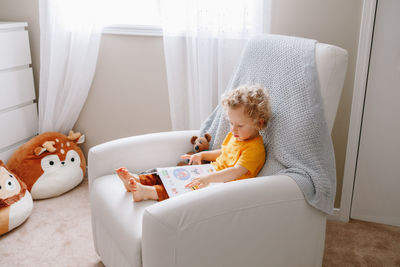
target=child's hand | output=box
[185,176,210,189]
[180,153,203,165]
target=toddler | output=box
[116,84,271,202]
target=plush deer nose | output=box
[195,145,199,151]
[61,161,65,165]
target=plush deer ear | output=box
[34,147,46,156]
[76,134,85,144]
[204,133,212,142]
[0,160,5,167]
[190,136,198,144]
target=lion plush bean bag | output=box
[0,161,33,235]
[6,131,86,199]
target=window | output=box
[102,0,269,37]
[108,0,161,26]
[103,0,162,36]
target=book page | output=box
[157,164,216,198]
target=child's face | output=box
[227,106,262,141]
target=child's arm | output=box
[185,164,248,189]
[199,149,222,161]
[181,149,221,165]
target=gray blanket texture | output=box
[200,34,336,214]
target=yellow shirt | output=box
[212,132,266,181]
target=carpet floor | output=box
[0,178,103,267]
[324,218,400,266]
[1,178,399,267]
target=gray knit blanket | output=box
[200,34,336,214]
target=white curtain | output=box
[161,0,269,130]
[38,0,107,134]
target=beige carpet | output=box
[0,178,103,267]
[1,178,400,267]
[324,219,400,267]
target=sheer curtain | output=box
[38,0,108,134]
[161,0,270,130]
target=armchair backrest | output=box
[200,35,349,213]
[315,43,348,133]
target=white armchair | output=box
[89,41,348,267]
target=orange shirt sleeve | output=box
[236,142,266,177]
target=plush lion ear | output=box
[204,133,212,142]
[190,136,198,144]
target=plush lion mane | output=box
[0,161,27,208]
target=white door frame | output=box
[338,0,377,222]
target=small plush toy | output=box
[6,130,86,200]
[177,133,212,166]
[0,160,33,235]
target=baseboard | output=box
[327,208,346,222]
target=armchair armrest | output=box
[142,175,326,267]
[88,130,198,189]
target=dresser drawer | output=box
[0,30,32,70]
[0,138,31,163]
[0,68,35,110]
[0,146,17,163]
[0,103,38,150]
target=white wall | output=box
[74,34,171,155]
[0,0,363,207]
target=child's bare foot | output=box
[116,167,140,191]
[131,183,158,202]
[117,167,140,180]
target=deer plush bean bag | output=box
[7,131,86,199]
[0,161,33,235]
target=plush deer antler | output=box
[67,130,85,144]
[34,141,56,156]
[67,130,81,141]
[42,141,56,152]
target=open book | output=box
[157,164,216,198]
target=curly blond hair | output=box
[221,85,271,129]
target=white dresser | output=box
[0,22,38,162]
